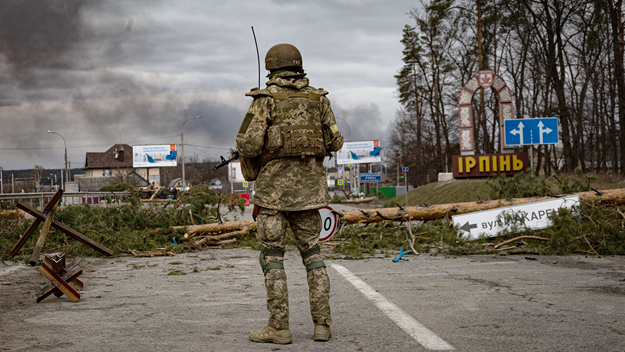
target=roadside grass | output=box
[388,169,625,207]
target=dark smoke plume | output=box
[0,0,89,71]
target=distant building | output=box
[83,144,159,189]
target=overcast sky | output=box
[0,0,420,171]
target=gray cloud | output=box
[0,0,417,170]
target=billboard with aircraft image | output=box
[336,140,381,164]
[133,144,178,168]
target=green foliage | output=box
[553,168,597,194]
[0,184,244,261]
[178,185,222,217]
[486,171,553,199]
[383,200,397,208]
[167,269,186,276]
[100,182,135,192]
[536,201,625,255]
[376,191,385,199]
[330,194,344,204]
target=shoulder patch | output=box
[245,88,272,98]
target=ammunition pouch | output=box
[301,245,325,272]
[240,155,261,182]
[259,247,285,276]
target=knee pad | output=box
[259,247,285,276]
[301,245,326,272]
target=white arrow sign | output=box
[452,196,579,239]
[537,121,553,144]
[510,121,524,145]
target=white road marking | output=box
[332,264,454,351]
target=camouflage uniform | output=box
[236,71,343,330]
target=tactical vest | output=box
[260,87,327,165]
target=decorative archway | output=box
[458,70,514,155]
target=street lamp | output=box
[181,116,202,190]
[336,117,352,142]
[47,130,68,190]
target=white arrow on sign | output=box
[451,196,579,239]
[510,121,524,145]
[537,121,553,144]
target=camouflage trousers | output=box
[256,207,332,330]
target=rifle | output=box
[212,150,240,171]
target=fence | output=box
[0,191,131,209]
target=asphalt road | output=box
[1,248,624,352]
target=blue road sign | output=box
[360,173,381,183]
[337,179,344,186]
[504,117,559,146]
[402,167,409,172]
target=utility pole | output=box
[181,116,202,190]
[47,130,67,190]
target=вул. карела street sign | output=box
[451,196,579,240]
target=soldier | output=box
[236,43,344,344]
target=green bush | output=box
[1,185,245,261]
[486,170,552,199]
[330,194,344,204]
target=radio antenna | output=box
[251,26,260,89]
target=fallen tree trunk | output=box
[173,220,256,236]
[338,188,625,225]
[169,188,625,235]
[493,236,549,249]
[341,197,375,204]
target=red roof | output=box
[84,144,133,169]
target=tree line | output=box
[389,0,625,186]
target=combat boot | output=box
[249,325,292,344]
[313,324,331,341]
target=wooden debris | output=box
[149,186,162,201]
[173,220,256,237]
[582,235,601,257]
[479,245,517,253]
[128,249,175,257]
[195,228,253,247]
[494,236,549,249]
[341,197,375,204]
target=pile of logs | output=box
[179,220,257,247]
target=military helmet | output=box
[265,43,303,72]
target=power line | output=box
[0,135,180,150]
[184,143,232,151]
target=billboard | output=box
[336,140,381,165]
[133,144,178,168]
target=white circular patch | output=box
[318,206,339,242]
